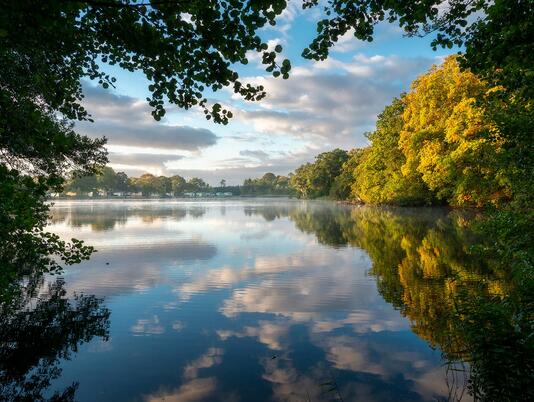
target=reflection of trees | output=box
[285,206,499,345]
[48,205,206,231]
[284,204,531,401]
[188,206,207,219]
[243,205,292,222]
[0,278,110,402]
[340,208,504,351]
[290,205,350,247]
[73,210,129,231]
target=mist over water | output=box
[39,199,490,401]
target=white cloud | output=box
[230,54,437,149]
[78,84,218,151]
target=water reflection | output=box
[0,278,110,402]
[48,201,206,232]
[9,200,521,401]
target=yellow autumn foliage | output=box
[399,56,511,206]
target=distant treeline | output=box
[63,170,293,197]
[289,56,532,208]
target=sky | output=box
[77,1,454,185]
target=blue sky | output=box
[77,1,454,185]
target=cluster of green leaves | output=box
[241,172,293,196]
[0,166,95,292]
[301,0,531,76]
[289,149,349,198]
[301,0,477,60]
[1,0,292,124]
[460,0,534,101]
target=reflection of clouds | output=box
[260,358,332,402]
[143,348,228,402]
[46,201,464,401]
[219,251,394,326]
[172,321,185,332]
[174,252,327,300]
[60,240,217,298]
[253,333,455,402]
[131,315,165,336]
[321,335,384,375]
[142,348,225,402]
[311,310,407,334]
[143,378,217,402]
[176,250,372,306]
[312,334,457,401]
[183,348,224,380]
[217,320,291,351]
[49,203,219,298]
[177,265,248,301]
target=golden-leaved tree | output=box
[399,56,511,206]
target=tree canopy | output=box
[352,95,431,205]
[290,149,349,198]
[63,167,293,197]
[398,56,511,206]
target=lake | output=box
[14,199,507,401]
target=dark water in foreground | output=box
[17,199,510,401]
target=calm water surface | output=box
[37,199,491,401]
